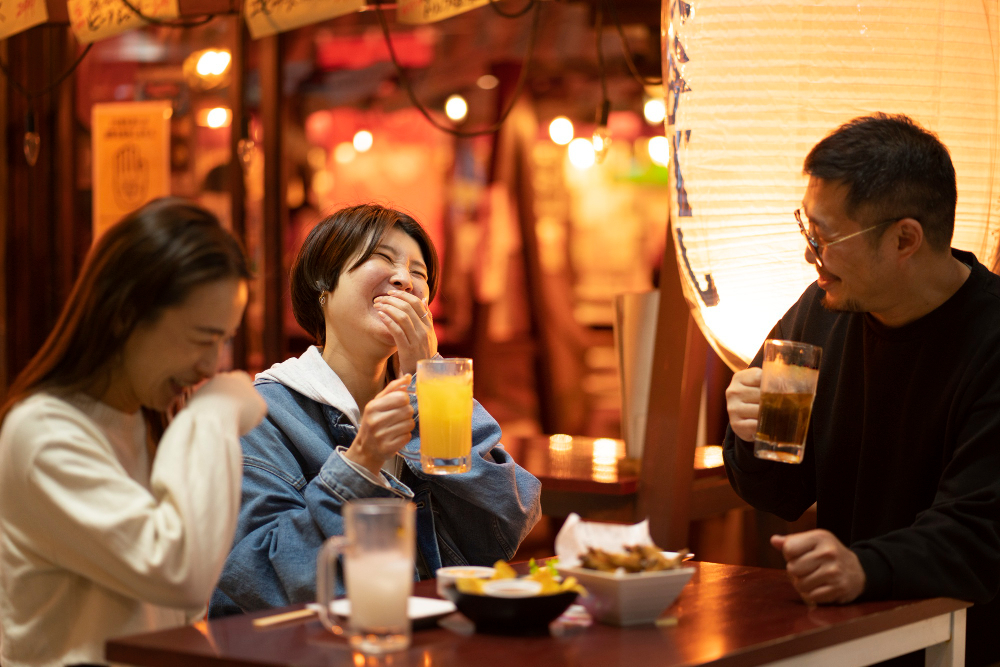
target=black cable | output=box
[487,0,535,19]
[119,0,217,27]
[604,0,662,87]
[595,1,607,103]
[0,43,93,99]
[374,0,541,138]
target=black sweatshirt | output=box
[723,249,1000,667]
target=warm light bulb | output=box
[592,126,612,163]
[206,107,230,128]
[353,130,373,152]
[548,117,574,145]
[334,141,357,164]
[648,135,670,166]
[444,94,468,122]
[567,138,596,169]
[210,50,231,76]
[644,98,666,124]
[196,51,214,76]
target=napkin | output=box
[553,513,655,567]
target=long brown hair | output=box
[290,204,440,346]
[1,197,250,425]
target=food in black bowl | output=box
[441,561,582,635]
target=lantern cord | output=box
[604,0,662,87]
[595,1,608,103]
[487,0,535,19]
[0,44,93,100]
[374,0,541,137]
[119,0,217,26]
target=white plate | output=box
[325,596,456,620]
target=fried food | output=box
[455,559,586,597]
[578,545,689,573]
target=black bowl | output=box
[446,587,578,635]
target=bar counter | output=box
[106,561,968,667]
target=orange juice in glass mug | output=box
[415,358,473,474]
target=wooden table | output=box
[106,561,968,667]
[505,434,739,524]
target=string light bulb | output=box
[592,100,611,163]
[23,112,39,167]
[444,95,468,122]
[549,117,574,145]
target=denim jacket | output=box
[209,350,541,617]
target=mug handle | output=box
[316,536,349,633]
[396,389,420,463]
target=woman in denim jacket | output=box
[210,204,541,616]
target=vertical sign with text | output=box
[92,101,171,239]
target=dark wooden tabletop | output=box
[106,561,968,667]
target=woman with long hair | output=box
[0,198,266,666]
[210,204,540,615]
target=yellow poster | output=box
[92,101,171,239]
[245,0,363,39]
[0,0,48,41]
[397,0,488,24]
[69,0,179,44]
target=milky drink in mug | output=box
[316,499,416,654]
[416,358,473,474]
[753,340,821,464]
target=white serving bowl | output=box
[556,559,695,626]
[435,566,496,598]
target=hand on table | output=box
[345,375,415,476]
[771,530,866,604]
[374,289,437,375]
[726,367,762,442]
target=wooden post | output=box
[638,225,708,550]
[228,21,248,371]
[259,34,285,367]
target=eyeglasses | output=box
[794,209,897,269]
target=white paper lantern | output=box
[665,0,1000,370]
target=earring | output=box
[319,293,327,306]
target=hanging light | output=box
[444,94,468,122]
[353,130,373,153]
[549,117,574,145]
[644,98,666,124]
[666,0,1000,369]
[647,136,669,166]
[23,111,39,167]
[568,138,596,169]
[592,100,612,163]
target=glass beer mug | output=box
[316,499,416,654]
[753,339,822,464]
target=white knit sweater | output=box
[0,390,244,667]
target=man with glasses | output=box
[724,113,1000,667]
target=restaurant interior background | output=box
[19,0,978,566]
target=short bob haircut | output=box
[803,113,957,251]
[290,204,440,346]
[1,197,250,425]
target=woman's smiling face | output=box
[322,227,429,354]
[104,277,248,413]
